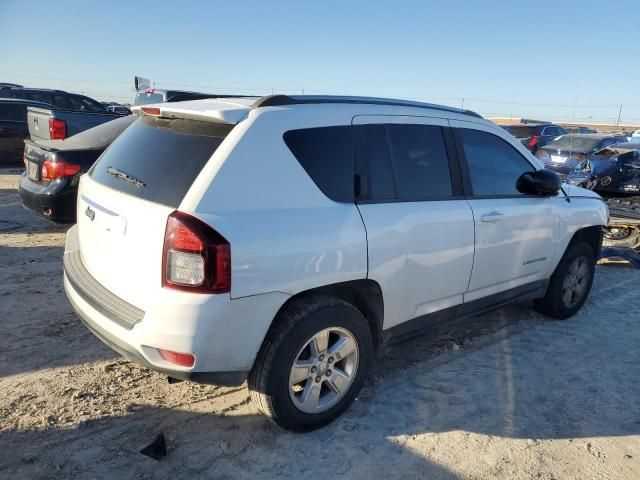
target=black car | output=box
[501,123,567,152]
[0,87,107,113]
[565,142,640,195]
[19,115,135,223]
[536,134,624,176]
[0,98,54,165]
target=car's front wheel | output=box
[248,296,373,432]
[534,242,596,319]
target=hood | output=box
[561,183,602,199]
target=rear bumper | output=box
[63,225,289,386]
[18,172,77,223]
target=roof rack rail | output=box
[252,94,482,118]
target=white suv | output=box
[63,95,608,431]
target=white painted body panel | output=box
[464,197,560,302]
[67,97,608,379]
[358,200,474,328]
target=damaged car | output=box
[565,142,640,254]
[535,134,624,177]
[565,142,640,195]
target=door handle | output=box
[480,211,504,223]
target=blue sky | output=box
[1,0,639,124]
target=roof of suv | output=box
[134,94,483,125]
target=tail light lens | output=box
[157,348,195,367]
[162,211,231,294]
[49,118,67,140]
[141,107,161,116]
[41,160,81,180]
[528,135,540,148]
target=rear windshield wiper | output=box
[106,166,146,187]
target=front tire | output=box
[248,296,373,432]
[534,242,596,319]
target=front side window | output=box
[459,128,534,196]
[386,124,453,199]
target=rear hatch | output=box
[76,112,235,309]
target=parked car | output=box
[536,134,624,176]
[565,125,597,134]
[19,115,135,222]
[63,95,607,432]
[134,88,258,106]
[106,105,132,115]
[565,142,640,194]
[0,87,106,112]
[0,98,54,165]
[501,123,567,152]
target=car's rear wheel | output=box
[248,296,373,432]
[534,242,596,319]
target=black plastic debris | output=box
[140,433,167,460]
[599,247,640,268]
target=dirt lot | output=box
[1,168,639,480]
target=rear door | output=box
[451,121,560,304]
[0,103,28,163]
[353,115,474,332]
[77,115,233,309]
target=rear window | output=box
[549,135,603,151]
[283,126,354,202]
[504,126,540,138]
[134,92,165,106]
[89,116,233,207]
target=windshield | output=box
[504,126,539,138]
[89,116,233,207]
[549,135,602,151]
[134,91,165,106]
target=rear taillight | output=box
[49,118,67,140]
[528,135,540,148]
[162,211,231,294]
[41,160,81,180]
[141,107,161,116]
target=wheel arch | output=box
[268,279,385,348]
[569,225,603,259]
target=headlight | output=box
[535,150,550,161]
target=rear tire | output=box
[248,295,373,432]
[534,242,596,319]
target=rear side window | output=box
[387,124,453,199]
[283,126,354,202]
[459,128,534,196]
[90,116,233,207]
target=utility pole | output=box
[461,97,465,109]
[616,104,623,127]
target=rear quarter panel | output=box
[181,106,368,300]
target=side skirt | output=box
[381,280,549,344]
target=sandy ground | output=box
[1,168,639,480]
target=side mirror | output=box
[516,169,561,196]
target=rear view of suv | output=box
[64,95,607,431]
